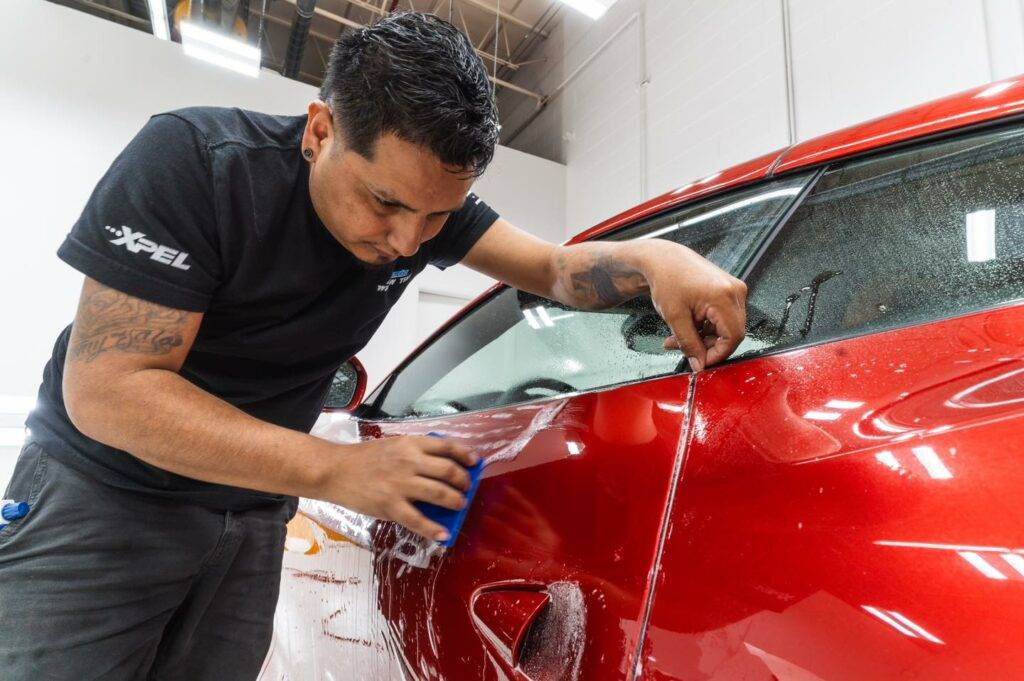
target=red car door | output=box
[639,121,1024,679]
[368,377,692,680]
[351,175,811,680]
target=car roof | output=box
[568,76,1024,245]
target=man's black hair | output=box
[320,11,500,177]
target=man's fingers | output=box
[407,478,466,511]
[702,304,745,366]
[416,455,471,491]
[391,501,450,542]
[666,316,707,372]
[417,436,478,467]
[662,333,717,350]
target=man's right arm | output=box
[62,277,472,542]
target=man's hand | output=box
[463,220,748,370]
[327,436,477,542]
[640,240,747,371]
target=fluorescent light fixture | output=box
[147,0,170,40]
[911,445,953,480]
[556,0,618,20]
[966,209,996,262]
[180,22,261,78]
[958,551,1008,579]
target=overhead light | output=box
[146,0,170,40]
[966,209,996,262]
[180,22,261,78]
[556,0,618,20]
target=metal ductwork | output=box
[284,0,317,79]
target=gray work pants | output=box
[0,442,296,680]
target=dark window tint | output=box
[738,125,1024,358]
[363,175,810,419]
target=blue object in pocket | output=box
[414,432,484,547]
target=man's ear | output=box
[302,101,336,160]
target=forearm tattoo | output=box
[68,286,189,362]
[558,251,648,309]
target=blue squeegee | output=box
[414,432,484,547]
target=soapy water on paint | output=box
[262,400,579,680]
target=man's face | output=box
[304,103,475,265]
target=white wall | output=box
[0,0,565,481]
[501,0,1024,238]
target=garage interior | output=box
[3,0,1024,678]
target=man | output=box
[0,11,746,680]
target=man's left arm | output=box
[462,218,748,372]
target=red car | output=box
[263,77,1024,681]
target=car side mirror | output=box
[324,356,368,412]
[621,311,672,355]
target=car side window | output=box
[362,174,811,419]
[738,125,1024,359]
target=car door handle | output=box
[470,582,550,672]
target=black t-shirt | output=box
[28,107,499,510]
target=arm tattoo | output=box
[68,287,190,363]
[560,252,648,309]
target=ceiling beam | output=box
[457,0,548,38]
